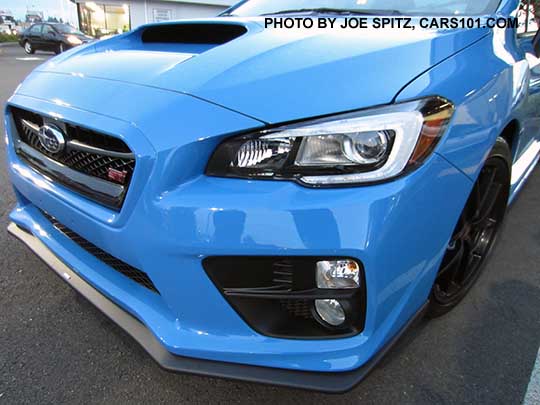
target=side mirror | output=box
[533,30,540,57]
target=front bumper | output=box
[7,151,470,375]
[5,72,474,386]
[8,220,427,392]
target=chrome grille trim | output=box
[68,140,134,159]
[11,107,136,210]
[20,118,134,159]
[16,142,126,208]
[21,118,40,134]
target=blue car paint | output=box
[35,21,490,124]
[396,23,540,196]
[4,0,539,374]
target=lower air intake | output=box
[203,256,366,339]
[41,210,160,295]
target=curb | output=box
[0,42,18,48]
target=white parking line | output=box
[524,347,540,405]
[15,57,43,61]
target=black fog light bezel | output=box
[202,256,367,339]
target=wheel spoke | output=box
[438,241,465,278]
[485,218,497,229]
[474,181,482,214]
[468,236,483,256]
[479,167,497,202]
[464,252,482,276]
[473,166,498,215]
[472,183,502,227]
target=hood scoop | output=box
[141,23,248,45]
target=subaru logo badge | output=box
[38,124,65,154]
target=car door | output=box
[41,24,58,51]
[27,24,43,50]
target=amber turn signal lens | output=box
[409,99,455,165]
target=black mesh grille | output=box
[11,107,135,207]
[272,263,314,319]
[280,299,313,320]
[62,150,135,181]
[41,210,160,294]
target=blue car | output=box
[4,0,540,393]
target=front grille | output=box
[22,127,135,182]
[41,210,160,294]
[11,107,135,210]
[62,151,135,182]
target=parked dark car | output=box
[19,23,93,55]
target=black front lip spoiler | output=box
[8,221,428,393]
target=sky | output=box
[0,0,77,24]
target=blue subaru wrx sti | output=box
[4,0,540,393]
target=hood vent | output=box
[141,23,247,45]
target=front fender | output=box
[395,28,524,183]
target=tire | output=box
[55,43,65,55]
[23,41,35,55]
[427,138,511,318]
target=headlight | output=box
[66,35,82,45]
[206,97,454,186]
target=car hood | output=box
[36,18,489,124]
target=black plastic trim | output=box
[8,221,428,393]
[203,256,367,339]
[141,23,247,44]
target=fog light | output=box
[316,260,360,289]
[315,299,346,326]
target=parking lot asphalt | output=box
[0,45,539,404]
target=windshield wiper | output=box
[260,8,402,16]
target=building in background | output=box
[25,10,44,23]
[70,0,233,38]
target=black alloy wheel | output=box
[428,138,511,317]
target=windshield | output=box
[226,0,502,16]
[55,24,83,35]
